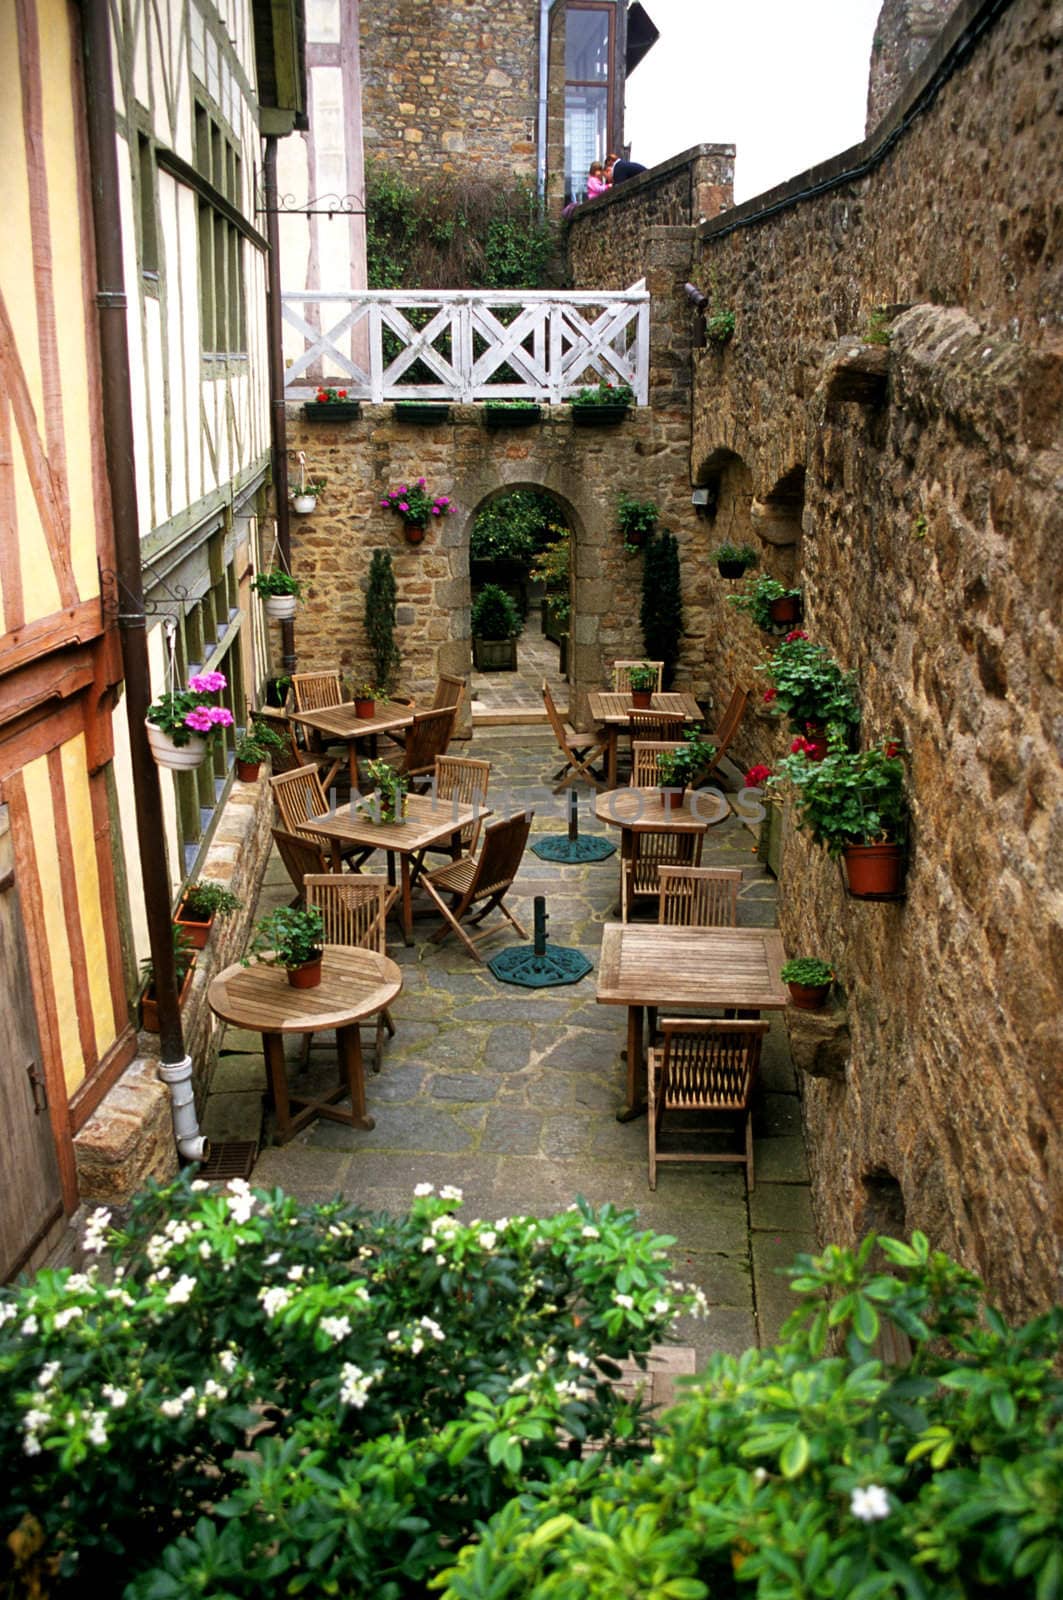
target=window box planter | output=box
[483,402,542,429]
[473,637,518,671]
[303,401,361,422]
[394,402,451,424]
[571,404,630,427]
[141,956,196,1034]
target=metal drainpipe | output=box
[80,3,207,1161]
[263,138,296,674]
[536,0,552,199]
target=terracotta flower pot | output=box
[631,689,653,709]
[404,523,426,544]
[787,980,831,1010]
[141,958,196,1032]
[236,759,262,782]
[843,842,905,898]
[287,954,323,989]
[174,898,213,951]
[770,595,800,624]
[659,786,686,813]
[354,698,376,719]
[145,722,208,771]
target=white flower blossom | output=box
[20,1315,39,1337]
[320,1315,352,1342]
[23,1408,50,1434]
[198,1241,212,1260]
[287,1264,306,1281]
[753,1467,768,1484]
[165,1275,197,1307]
[653,1298,671,1316]
[145,1233,173,1267]
[477,1231,497,1251]
[410,1336,424,1355]
[226,1179,255,1225]
[218,1349,238,1374]
[581,1226,600,1240]
[53,1307,83,1331]
[101,1385,128,1408]
[339,1363,375,1408]
[163,1219,192,1244]
[413,1182,434,1197]
[87,1412,108,1447]
[82,1207,112,1255]
[851,1485,890,1522]
[567,1349,591,1369]
[64,1273,93,1294]
[419,1316,445,1343]
[190,1179,209,1192]
[0,1303,17,1327]
[421,1236,435,1254]
[37,1362,61,1391]
[440,1185,463,1202]
[263,1252,282,1266]
[258,1286,292,1319]
[203,1379,228,1400]
[614,1293,635,1311]
[386,1329,401,1344]
[509,1372,534,1392]
[159,1397,184,1419]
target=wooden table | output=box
[595,786,729,851]
[587,691,703,788]
[208,945,402,1143]
[596,924,788,1119]
[300,792,490,944]
[293,699,417,786]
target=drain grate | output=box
[194,1141,257,1182]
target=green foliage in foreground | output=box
[439,1234,1062,1600]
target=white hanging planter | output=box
[291,493,317,515]
[145,721,208,771]
[264,593,298,620]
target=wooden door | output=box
[0,805,63,1281]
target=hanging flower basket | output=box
[569,382,635,426]
[264,593,298,620]
[381,479,454,542]
[145,723,208,770]
[291,494,318,515]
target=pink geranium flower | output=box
[208,707,234,726]
[183,707,214,733]
[189,670,228,694]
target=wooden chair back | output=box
[658,866,741,927]
[622,829,701,920]
[467,809,533,903]
[270,765,331,837]
[304,874,391,953]
[710,686,750,768]
[432,755,490,852]
[542,679,569,749]
[271,827,331,901]
[401,707,457,779]
[291,671,344,713]
[613,659,664,693]
[630,741,684,787]
[656,1018,768,1112]
[629,708,686,743]
[432,673,467,713]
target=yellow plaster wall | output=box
[21,756,80,1095]
[59,735,114,1056]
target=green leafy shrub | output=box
[438,1233,1063,1600]
[472,585,523,641]
[641,530,682,688]
[0,1179,697,1596]
[471,490,561,565]
[179,882,242,919]
[779,957,834,987]
[726,574,802,631]
[769,735,907,854]
[758,634,861,733]
[245,905,325,970]
[365,549,401,692]
[656,729,717,788]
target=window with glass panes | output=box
[564,3,615,203]
[193,101,246,356]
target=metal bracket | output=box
[256,190,367,219]
[100,566,193,621]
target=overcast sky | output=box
[624,0,884,204]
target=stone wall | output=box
[690,0,1062,1316]
[866,0,959,133]
[358,0,540,180]
[567,145,735,290]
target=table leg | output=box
[262,1032,292,1141]
[348,744,360,790]
[399,854,414,945]
[617,1005,645,1121]
[606,728,619,789]
[337,1023,374,1129]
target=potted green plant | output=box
[366,550,401,693]
[233,719,286,781]
[265,673,291,709]
[472,584,523,670]
[393,398,452,425]
[627,661,658,709]
[251,569,303,621]
[174,881,243,951]
[145,670,234,770]
[140,927,196,1032]
[304,385,361,422]
[780,957,834,1010]
[712,541,759,579]
[351,680,378,719]
[758,634,860,740]
[655,729,717,807]
[726,574,803,630]
[768,735,907,897]
[529,532,570,645]
[245,905,326,989]
[617,492,658,552]
[569,380,635,425]
[360,757,409,825]
[483,398,543,428]
[380,479,454,543]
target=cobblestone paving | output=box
[470,612,567,722]
[205,728,815,1368]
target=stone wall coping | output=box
[698,0,1006,243]
[571,141,737,220]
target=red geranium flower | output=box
[884,741,900,759]
[338,389,348,398]
[791,736,819,757]
[745,764,772,787]
[762,687,777,703]
[785,629,809,642]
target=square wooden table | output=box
[587,691,703,788]
[293,699,417,786]
[300,792,490,944]
[596,923,789,1119]
[207,945,402,1143]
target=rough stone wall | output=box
[866,0,959,133]
[358,0,540,179]
[567,146,735,290]
[691,0,1062,1316]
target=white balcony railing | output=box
[280,283,650,404]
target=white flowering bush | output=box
[438,1234,1063,1599]
[0,1177,699,1597]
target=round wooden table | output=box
[208,945,402,1143]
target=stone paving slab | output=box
[208,726,814,1365]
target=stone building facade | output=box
[682,0,1061,1317]
[865,0,959,132]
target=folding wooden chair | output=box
[415,755,491,868]
[628,708,687,744]
[658,866,742,928]
[647,1018,769,1191]
[432,673,467,714]
[703,686,750,783]
[613,659,664,693]
[304,874,398,1071]
[291,671,346,758]
[421,810,533,962]
[630,741,684,788]
[389,706,457,789]
[542,680,606,792]
[270,767,368,869]
[621,829,702,922]
[271,826,332,906]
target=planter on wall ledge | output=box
[145,723,208,771]
[235,759,262,782]
[571,405,630,426]
[716,561,748,580]
[141,958,196,1033]
[842,841,906,899]
[483,403,542,428]
[394,402,451,424]
[174,898,213,951]
[403,523,426,545]
[769,594,801,624]
[303,401,361,421]
[786,979,832,1010]
[291,494,318,515]
[264,594,299,620]
[473,637,518,671]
